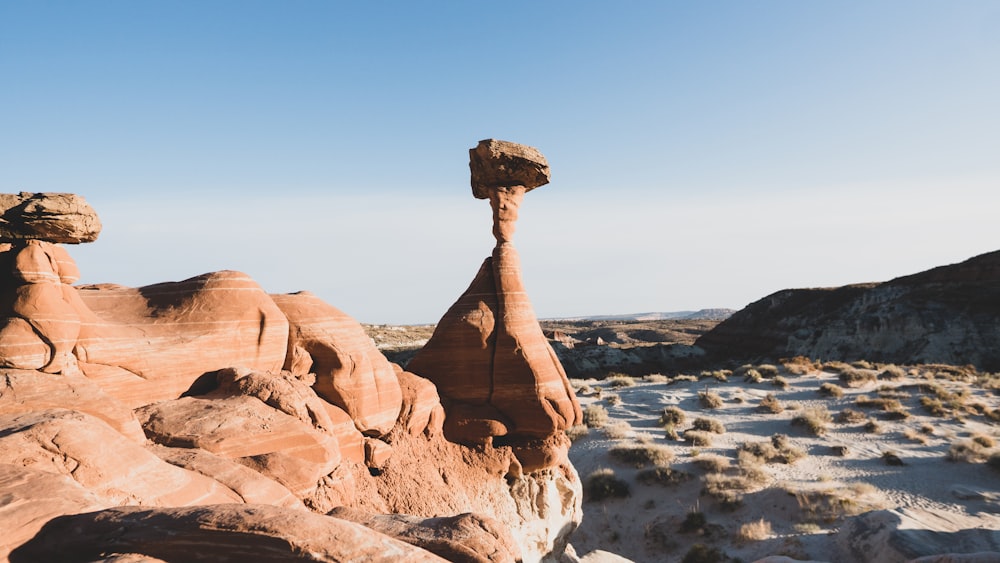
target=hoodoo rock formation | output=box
[0,160,583,562]
[408,139,583,473]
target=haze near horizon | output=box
[2,1,997,324]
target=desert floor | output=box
[567,361,1000,562]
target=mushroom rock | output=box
[408,139,582,472]
[271,291,403,437]
[74,271,289,407]
[0,192,102,244]
[329,507,522,563]
[0,409,243,507]
[9,504,449,563]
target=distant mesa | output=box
[697,250,1000,370]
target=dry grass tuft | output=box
[903,428,929,444]
[643,373,670,383]
[566,424,589,442]
[972,433,997,448]
[606,373,636,388]
[791,483,881,523]
[863,420,883,434]
[659,405,687,427]
[839,367,877,388]
[602,420,632,439]
[608,443,675,467]
[604,393,621,406]
[735,518,773,543]
[583,404,609,428]
[792,406,832,436]
[691,417,726,434]
[584,468,630,501]
[693,453,731,473]
[739,434,806,464]
[836,408,868,424]
[684,430,714,447]
[782,356,819,375]
[698,390,724,409]
[819,382,845,398]
[758,393,784,414]
[947,439,993,463]
[878,364,907,381]
[636,466,692,486]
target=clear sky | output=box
[2,1,998,324]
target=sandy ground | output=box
[566,363,1000,562]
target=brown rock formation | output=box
[0,176,582,560]
[330,507,521,563]
[0,192,102,244]
[408,139,582,472]
[696,250,1000,370]
[10,504,448,563]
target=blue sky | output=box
[2,2,998,324]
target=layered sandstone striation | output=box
[408,140,582,473]
[0,173,582,561]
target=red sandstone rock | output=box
[9,504,448,563]
[0,192,102,244]
[272,291,402,436]
[469,139,550,199]
[149,445,305,510]
[0,317,50,370]
[0,409,242,506]
[75,271,289,406]
[0,368,145,442]
[329,507,522,563]
[0,464,104,561]
[394,365,445,437]
[137,393,341,496]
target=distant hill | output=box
[696,250,1000,370]
[550,309,735,322]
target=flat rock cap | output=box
[0,192,102,244]
[469,139,550,199]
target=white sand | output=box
[567,365,1000,562]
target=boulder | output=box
[329,507,521,563]
[469,139,550,199]
[0,409,242,506]
[272,291,403,436]
[836,509,1000,562]
[0,192,101,244]
[9,504,448,562]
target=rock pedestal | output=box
[408,139,582,472]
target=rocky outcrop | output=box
[0,167,582,562]
[9,504,448,563]
[835,509,1000,562]
[0,192,101,244]
[408,139,582,473]
[696,250,1000,370]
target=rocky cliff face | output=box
[696,250,1000,370]
[1,167,582,562]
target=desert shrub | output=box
[644,373,670,383]
[772,376,790,390]
[876,385,911,399]
[792,407,832,436]
[882,451,904,465]
[698,390,723,409]
[743,369,763,383]
[972,433,997,448]
[700,369,730,382]
[608,443,674,467]
[736,518,773,543]
[920,423,935,435]
[920,396,950,417]
[691,417,726,434]
[839,367,876,388]
[584,468,630,501]
[759,393,784,414]
[947,440,991,463]
[822,361,853,374]
[604,393,621,406]
[673,374,699,383]
[836,408,867,424]
[903,428,929,444]
[819,382,844,398]
[682,544,725,563]
[659,405,687,427]
[792,483,880,522]
[693,453,731,473]
[879,365,907,381]
[852,360,874,370]
[863,420,882,434]
[663,423,680,440]
[684,430,714,446]
[565,425,589,441]
[606,374,636,388]
[782,356,819,375]
[739,434,805,464]
[757,364,780,378]
[701,473,752,507]
[679,510,708,533]
[603,420,631,439]
[636,466,691,486]
[582,404,608,428]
